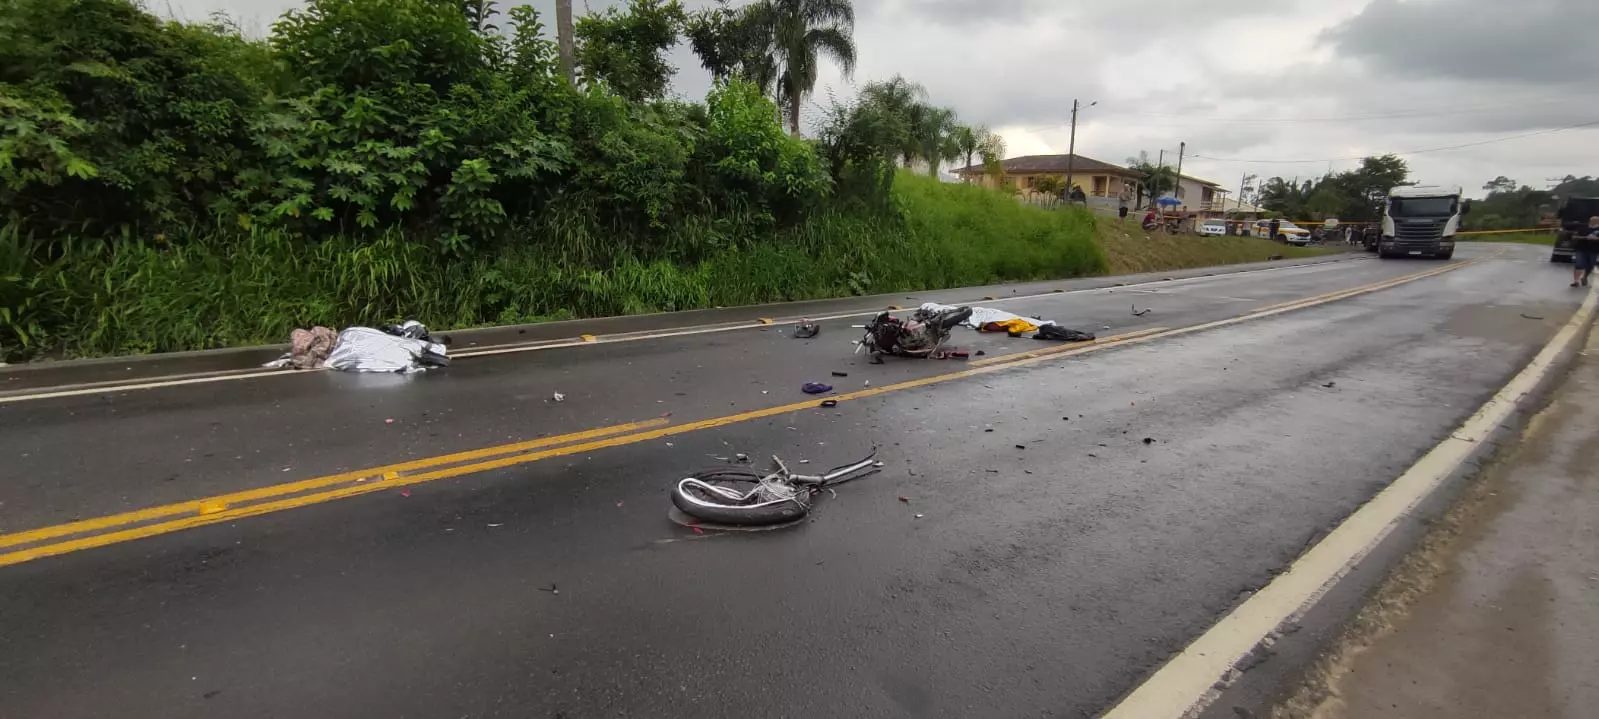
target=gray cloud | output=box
[1322,0,1599,86]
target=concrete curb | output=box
[1181,290,1599,719]
[2,253,1355,393]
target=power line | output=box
[1112,97,1574,124]
[1188,119,1599,165]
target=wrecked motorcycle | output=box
[671,451,882,526]
[857,305,973,359]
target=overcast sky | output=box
[161,0,1599,197]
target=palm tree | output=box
[952,125,977,170]
[952,125,1002,172]
[765,0,858,135]
[461,0,500,35]
[858,75,926,164]
[915,106,959,177]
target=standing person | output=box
[1573,216,1599,288]
[1268,217,1281,242]
[1117,188,1131,223]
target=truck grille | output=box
[1394,220,1445,242]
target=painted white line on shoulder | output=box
[0,257,1368,404]
[1100,284,1598,719]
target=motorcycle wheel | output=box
[671,470,814,526]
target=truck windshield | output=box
[1389,197,1456,217]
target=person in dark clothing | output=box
[1268,218,1281,241]
[1572,216,1599,288]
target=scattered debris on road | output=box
[1520,313,1545,320]
[802,382,833,394]
[819,399,839,408]
[1143,437,1156,445]
[831,371,849,377]
[793,320,820,338]
[1132,305,1152,317]
[552,392,565,402]
[1323,381,1337,388]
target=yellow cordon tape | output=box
[1456,227,1555,236]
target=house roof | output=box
[952,154,1142,177]
[1179,174,1223,188]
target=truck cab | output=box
[1550,197,1599,263]
[1378,185,1466,260]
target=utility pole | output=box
[1153,149,1165,208]
[556,0,575,84]
[1065,99,1096,200]
[1236,172,1248,212]
[1173,141,1186,208]
[1065,100,1079,199]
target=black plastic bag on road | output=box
[1033,325,1096,342]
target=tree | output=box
[685,0,776,93]
[976,129,1004,166]
[856,75,925,166]
[764,0,857,135]
[1032,174,1064,198]
[1125,151,1174,209]
[951,125,976,170]
[1482,175,1517,194]
[460,0,499,34]
[1553,175,1599,198]
[951,124,1001,172]
[913,105,958,177]
[574,0,685,104]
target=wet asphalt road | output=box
[0,243,1585,718]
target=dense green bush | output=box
[3,174,1106,358]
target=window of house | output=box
[1093,177,1108,196]
[1021,176,1033,189]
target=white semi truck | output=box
[1377,185,1469,260]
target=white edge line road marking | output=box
[1101,283,1598,719]
[0,257,1372,405]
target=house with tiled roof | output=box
[952,154,1141,200]
[953,154,1231,212]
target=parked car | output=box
[1196,219,1228,236]
[1253,220,1312,245]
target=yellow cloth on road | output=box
[980,318,1040,334]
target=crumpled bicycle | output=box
[670,451,882,526]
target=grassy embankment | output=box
[4,173,1325,360]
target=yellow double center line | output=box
[0,259,1479,568]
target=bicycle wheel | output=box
[671,470,813,526]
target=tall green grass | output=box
[3,173,1109,360]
